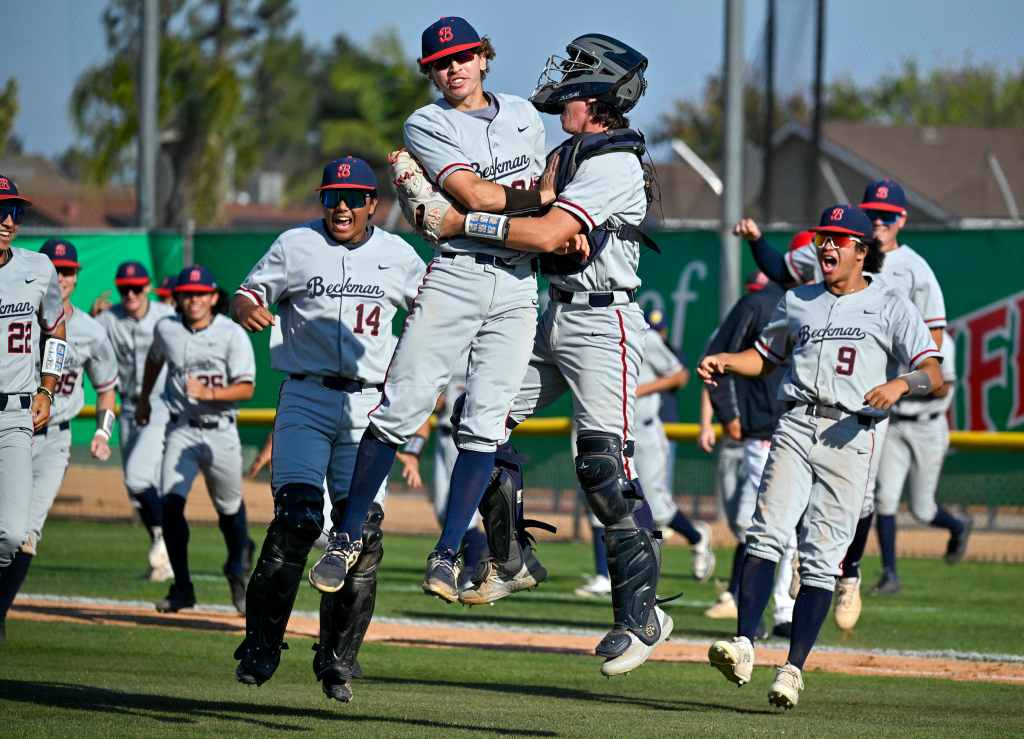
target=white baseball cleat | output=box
[768,663,804,709]
[691,521,716,582]
[833,575,862,630]
[148,535,173,582]
[703,590,738,620]
[599,606,673,676]
[574,574,612,598]
[708,635,755,686]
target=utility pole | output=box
[807,0,826,220]
[137,0,158,230]
[720,0,745,319]
[760,0,776,221]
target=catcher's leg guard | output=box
[595,526,672,675]
[576,432,640,527]
[459,443,556,605]
[313,503,384,701]
[235,483,323,686]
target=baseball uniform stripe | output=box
[42,306,65,332]
[435,162,473,187]
[924,316,946,325]
[909,347,939,367]
[615,309,632,478]
[236,286,263,306]
[554,198,597,231]
[756,338,786,363]
[93,376,119,393]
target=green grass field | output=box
[3,519,1023,737]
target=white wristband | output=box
[41,338,68,377]
[464,212,510,243]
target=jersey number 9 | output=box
[836,346,857,376]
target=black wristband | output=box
[501,186,543,216]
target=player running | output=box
[231,157,426,702]
[136,265,256,616]
[0,177,67,640]
[95,261,175,581]
[700,205,942,710]
[307,16,550,599]
[0,240,118,637]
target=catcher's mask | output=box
[530,33,648,115]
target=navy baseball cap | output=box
[0,173,30,204]
[155,275,176,298]
[811,204,873,239]
[115,261,151,287]
[317,156,377,192]
[860,179,907,214]
[419,16,482,66]
[174,265,217,294]
[40,239,80,269]
[645,308,667,331]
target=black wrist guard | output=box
[501,186,543,216]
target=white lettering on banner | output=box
[670,261,708,352]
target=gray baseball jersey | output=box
[404,93,546,263]
[149,314,256,420]
[0,248,64,394]
[893,329,956,417]
[637,328,682,422]
[237,222,425,381]
[787,243,946,330]
[96,300,175,407]
[550,151,647,292]
[755,278,939,417]
[43,307,118,426]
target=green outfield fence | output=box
[23,225,1024,513]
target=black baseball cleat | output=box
[225,570,248,616]
[772,621,792,639]
[234,640,286,686]
[322,678,353,703]
[945,518,973,564]
[242,538,256,573]
[156,583,197,613]
[871,570,902,595]
[422,548,461,603]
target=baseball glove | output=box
[388,149,452,243]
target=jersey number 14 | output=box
[353,304,381,336]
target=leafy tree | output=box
[0,78,19,154]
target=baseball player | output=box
[633,316,715,578]
[873,330,959,585]
[231,157,426,702]
[445,34,672,678]
[136,265,256,616]
[307,16,551,603]
[154,275,177,305]
[701,205,941,710]
[95,261,175,581]
[0,177,67,640]
[702,268,796,638]
[0,240,118,637]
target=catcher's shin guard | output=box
[235,484,323,686]
[597,527,663,656]
[313,503,384,691]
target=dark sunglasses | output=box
[864,209,901,225]
[0,203,25,224]
[118,285,146,295]
[813,233,864,249]
[430,49,477,72]
[56,267,79,277]
[320,189,370,210]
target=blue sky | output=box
[4,0,1022,158]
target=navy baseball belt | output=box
[549,285,637,307]
[0,393,32,411]
[788,401,878,428]
[35,420,71,437]
[439,251,538,273]
[289,374,383,393]
[169,414,235,429]
[892,410,944,422]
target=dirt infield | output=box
[54,465,1024,561]
[10,595,1024,686]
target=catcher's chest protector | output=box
[542,128,658,276]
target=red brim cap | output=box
[0,194,30,204]
[115,277,150,286]
[51,259,80,268]
[173,284,216,293]
[419,41,482,66]
[315,184,377,191]
[860,201,905,214]
[154,288,172,297]
[811,226,865,236]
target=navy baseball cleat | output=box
[945,518,973,564]
[422,548,461,602]
[155,582,197,613]
[322,678,354,703]
[309,531,362,593]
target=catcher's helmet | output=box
[530,34,648,114]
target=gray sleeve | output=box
[148,320,168,363]
[227,326,256,384]
[404,249,427,310]
[39,261,65,331]
[85,327,119,393]
[646,333,683,378]
[916,261,947,329]
[404,112,472,187]
[890,297,939,369]
[238,238,287,307]
[940,332,956,382]
[754,295,791,364]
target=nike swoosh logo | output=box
[378,264,390,270]
[25,278,36,283]
[517,126,529,132]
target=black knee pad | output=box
[575,431,637,527]
[274,483,325,546]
